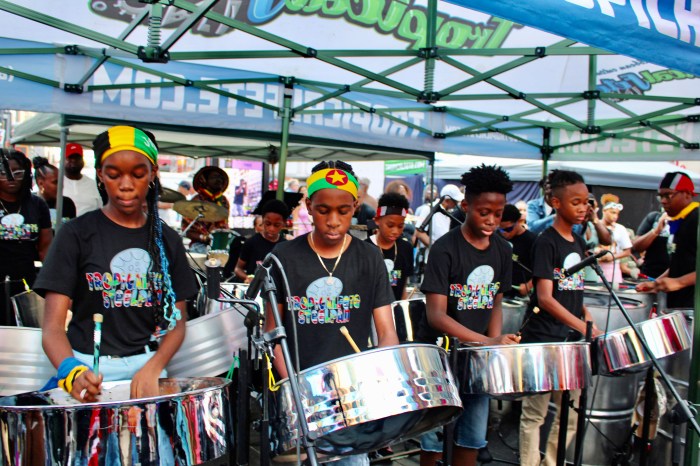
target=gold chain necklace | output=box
[309,233,347,285]
[0,198,21,216]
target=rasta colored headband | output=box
[306,168,359,199]
[98,126,158,166]
[377,206,408,217]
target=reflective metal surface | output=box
[584,290,649,332]
[168,284,262,378]
[0,377,232,466]
[0,326,55,396]
[502,297,528,335]
[458,342,592,396]
[390,298,426,342]
[271,344,462,457]
[10,290,45,328]
[594,311,691,375]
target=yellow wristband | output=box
[58,365,89,394]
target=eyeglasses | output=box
[656,191,680,202]
[0,170,25,180]
[499,224,516,233]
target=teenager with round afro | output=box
[460,163,513,200]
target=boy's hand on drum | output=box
[635,281,656,293]
[487,334,520,345]
[131,366,160,399]
[72,371,103,403]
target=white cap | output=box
[440,184,464,202]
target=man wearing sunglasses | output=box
[499,204,537,298]
[636,172,698,309]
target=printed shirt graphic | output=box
[34,210,197,356]
[521,227,586,344]
[0,195,51,278]
[273,235,394,371]
[421,228,512,336]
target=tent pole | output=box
[55,118,68,234]
[540,127,551,194]
[684,217,700,466]
[276,83,293,201]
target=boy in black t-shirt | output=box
[499,203,537,298]
[234,199,288,282]
[519,170,601,466]
[266,161,398,466]
[367,192,414,301]
[419,164,519,466]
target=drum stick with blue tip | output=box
[93,313,103,375]
[340,326,361,353]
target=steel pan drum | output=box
[10,290,45,328]
[458,342,592,397]
[0,377,232,466]
[0,326,55,396]
[595,311,691,375]
[584,291,649,331]
[271,344,462,457]
[502,297,528,335]
[168,284,262,378]
[391,298,426,342]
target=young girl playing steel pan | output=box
[36,126,197,403]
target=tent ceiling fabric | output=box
[0,0,697,160]
[11,113,428,162]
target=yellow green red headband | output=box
[306,168,359,199]
[98,126,158,166]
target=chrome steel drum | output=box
[458,342,592,397]
[502,297,528,335]
[391,298,426,342]
[0,377,232,466]
[169,284,263,378]
[584,291,649,332]
[594,311,691,375]
[271,344,462,457]
[209,229,237,266]
[11,290,45,328]
[0,326,55,396]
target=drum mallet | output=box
[93,313,103,376]
[339,326,361,353]
[516,306,540,337]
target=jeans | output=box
[73,349,167,382]
[420,394,490,451]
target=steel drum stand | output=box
[247,260,321,466]
[570,322,593,466]
[587,261,700,464]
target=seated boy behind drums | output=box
[419,165,520,466]
[518,170,601,466]
[265,160,398,466]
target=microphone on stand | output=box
[205,257,222,300]
[562,250,609,277]
[417,196,447,233]
[245,253,275,300]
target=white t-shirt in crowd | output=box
[63,175,102,217]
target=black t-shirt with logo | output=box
[239,232,286,275]
[420,227,512,336]
[0,194,51,279]
[521,227,586,343]
[272,234,394,371]
[366,235,415,301]
[34,210,198,356]
[636,211,670,278]
[666,206,698,309]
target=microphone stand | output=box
[587,260,700,451]
[248,260,320,466]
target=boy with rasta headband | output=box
[36,126,197,402]
[420,164,519,466]
[266,160,399,466]
[519,170,601,466]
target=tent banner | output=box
[455,0,700,76]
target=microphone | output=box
[205,257,222,300]
[245,253,275,300]
[562,250,609,277]
[417,196,446,232]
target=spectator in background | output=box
[233,178,247,216]
[292,185,313,237]
[358,177,378,211]
[33,156,77,229]
[62,143,102,216]
[515,200,528,229]
[597,194,633,287]
[633,208,670,279]
[526,178,555,234]
[285,178,300,193]
[499,204,537,298]
[178,180,194,198]
[416,184,464,247]
[414,184,439,219]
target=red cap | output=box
[66,143,83,157]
